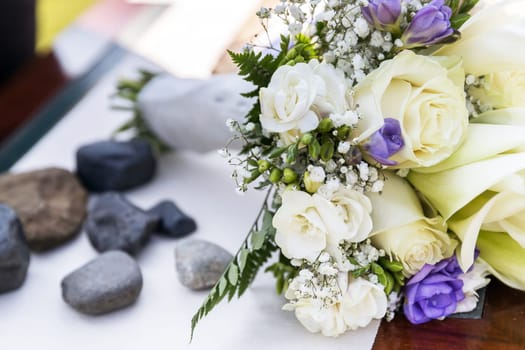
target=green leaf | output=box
[228,264,239,285]
[218,277,228,295]
[251,230,266,250]
[286,143,298,164]
[238,248,249,272]
[450,13,470,30]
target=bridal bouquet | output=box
[192,0,525,337]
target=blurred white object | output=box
[137,74,255,152]
[125,0,261,78]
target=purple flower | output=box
[362,0,402,32]
[403,256,465,324]
[402,0,455,47]
[364,118,404,166]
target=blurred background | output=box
[0,0,275,146]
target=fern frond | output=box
[190,188,278,341]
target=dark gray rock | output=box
[147,200,196,238]
[0,167,87,251]
[0,204,31,293]
[76,139,156,192]
[61,251,142,315]
[85,193,157,255]
[175,239,232,290]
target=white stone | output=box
[138,73,255,152]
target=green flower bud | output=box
[317,118,333,133]
[300,133,314,145]
[308,139,321,160]
[320,139,335,162]
[286,143,298,164]
[337,125,350,140]
[269,168,282,183]
[303,171,322,193]
[257,160,270,172]
[384,271,395,295]
[379,257,404,273]
[282,168,298,184]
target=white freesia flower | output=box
[353,50,468,168]
[273,191,327,262]
[368,173,456,276]
[310,60,353,118]
[455,260,491,313]
[259,60,352,144]
[341,278,387,330]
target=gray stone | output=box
[175,239,232,290]
[0,204,30,293]
[61,251,142,315]
[147,200,197,238]
[85,193,158,255]
[76,139,156,192]
[137,73,255,152]
[0,167,87,251]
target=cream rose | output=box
[368,172,457,276]
[259,60,351,144]
[407,110,525,288]
[353,50,468,168]
[341,277,387,331]
[273,191,327,262]
[469,71,525,109]
[435,0,525,76]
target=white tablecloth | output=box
[0,55,379,350]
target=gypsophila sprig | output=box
[191,0,525,339]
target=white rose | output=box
[368,173,457,276]
[259,63,322,135]
[469,71,525,109]
[260,60,352,144]
[341,277,387,330]
[353,50,468,168]
[273,191,327,262]
[435,0,525,76]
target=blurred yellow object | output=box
[36,0,98,53]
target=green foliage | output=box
[190,189,278,341]
[265,253,298,295]
[447,0,479,29]
[111,70,170,154]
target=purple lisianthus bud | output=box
[403,256,465,324]
[362,0,402,32]
[402,0,455,47]
[364,118,404,166]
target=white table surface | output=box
[0,55,379,350]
